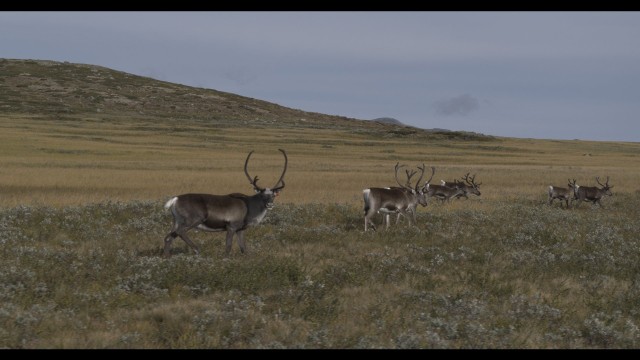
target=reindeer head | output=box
[596,176,613,197]
[418,166,437,204]
[395,162,430,207]
[244,149,288,209]
[414,164,430,207]
[462,173,482,196]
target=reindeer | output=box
[363,163,433,231]
[426,167,466,203]
[548,179,577,208]
[440,173,482,200]
[573,176,613,208]
[163,149,288,258]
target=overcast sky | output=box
[2,11,639,142]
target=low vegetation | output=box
[1,195,639,348]
[1,59,640,348]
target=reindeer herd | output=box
[162,149,615,257]
[363,163,482,231]
[548,177,614,209]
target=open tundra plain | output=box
[1,59,640,348]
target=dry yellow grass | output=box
[1,114,639,347]
[1,115,638,208]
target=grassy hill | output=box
[0,58,489,140]
[1,58,640,349]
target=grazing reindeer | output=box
[441,173,482,200]
[363,163,433,231]
[426,168,466,203]
[163,149,288,258]
[548,179,577,208]
[573,176,613,208]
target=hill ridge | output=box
[0,58,492,140]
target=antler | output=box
[596,176,612,189]
[423,166,436,187]
[405,169,417,188]
[463,173,481,187]
[244,150,263,191]
[394,162,409,189]
[414,164,426,192]
[462,173,482,188]
[245,149,288,192]
[271,149,288,191]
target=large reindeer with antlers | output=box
[440,173,482,200]
[548,179,577,208]
[573,176,613,208]
[163,149,288,258]
[362,162,432,231]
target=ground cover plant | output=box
[1,59,640,348]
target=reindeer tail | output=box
[164,196,178,210]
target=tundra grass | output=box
[1,116,638,207]
[1,115,640,348]
[1,197,640,348]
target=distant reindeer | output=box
[573,176,613,208]
[548,179,577,208]
[363,163,433,231]
[426,183,466,203]
[426,167,466,203]
[163,149,288,258]
[440,173,482,199]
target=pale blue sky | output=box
[2,11,639,142]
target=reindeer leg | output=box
[236,230,247,254]
[365,215,376,231]
[363,209,368,231]
[163,212,206,258]
[224,228,236,255]
[163,218,181,258]
[163,232,176,258]
[177,231,201,255]
[409,208,417,227]
[164,218,202,257]
[178,217,209,255]
[364,212,376,231]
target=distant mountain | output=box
[428,128,453,133]
[371,116,492,140]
